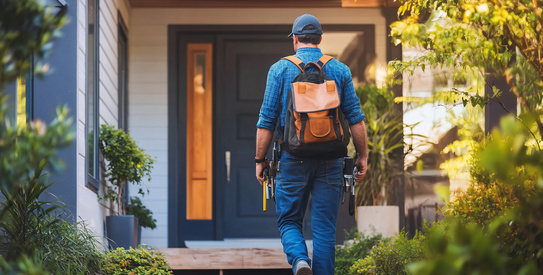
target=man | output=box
[255,14,368,275]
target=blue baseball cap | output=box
[288,14,323,37]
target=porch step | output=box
[157,248,292,270]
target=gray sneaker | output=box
[294,260,312,275]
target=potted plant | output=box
[126,196,157,244]
[354,84,404,238]
[99,124,154,249]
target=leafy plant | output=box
[334,232,384,275]
[99,124,155,215]
[349,256,376,275]
[370,230,427,275]
[0,0,67,88]
[103,247,172,275]
[356,84,404,206]
[126,197,157,229]
[0,255,48,275]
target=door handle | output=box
[225,151,231,183]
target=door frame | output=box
[167,24,375,248]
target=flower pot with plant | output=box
[99,124,154,249]
[355,84,405,238]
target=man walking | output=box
[255,14,369,275]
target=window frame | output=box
[86,0,100,191]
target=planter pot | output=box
[106,215,139,249]
[357,206,399,239]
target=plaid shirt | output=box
[256,47,365,131]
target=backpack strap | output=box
[317,55,334,68]
[283,56,305,72]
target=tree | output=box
[0,0,71,192]
[391,0,543,141]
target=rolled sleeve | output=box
[256,62,283,130]
[340,68,365,125]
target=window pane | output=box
[186,44,213,220]
[87,0,98,179]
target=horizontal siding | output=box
[77,0,132,243]
[129,7,387,249]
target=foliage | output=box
[0,163,63,259]
[334,232,384,275]
[391,0,543,142]
[126,197,157,229]
[0,0,67,88]
[407,219,517,275]
[444,137,537,227]
[349,256,376,275]
[103,247,172,275]
[0,164,106,274]
[0,98,73,192]
[413,117,542,273]
[0,255,48,275]
[369,230,426,275]
[99,124,155,215]
[356,84,404,206]
[38,217,106,274]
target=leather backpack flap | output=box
[292,80,339,113]
[304,111,338,143]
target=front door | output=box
[216,34,292,238]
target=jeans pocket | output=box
[278,161,306,194]
[325,159,344,192]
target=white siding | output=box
[76,0,131,241]
[129,7,387,248]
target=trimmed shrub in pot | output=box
[99,124,155,249]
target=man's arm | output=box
[350,121,368,181]
[255,128,274,185]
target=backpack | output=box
[280,55,350,159]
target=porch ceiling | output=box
[128,0,400,8]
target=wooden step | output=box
[157,248,292,270]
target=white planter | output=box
[357,206,399,239]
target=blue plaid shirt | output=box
[256,47,365,131]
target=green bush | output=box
[103,247,172,275]
[334,232,384,275]
[0,255,48,275]
[369,230,426,275]
[349,256,376,275]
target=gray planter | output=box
[106,215,139,249]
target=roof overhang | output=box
[128,0,400,8]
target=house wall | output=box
[129,8,387,248]
[76,0,131,239]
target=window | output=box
[118,18,128,130]
[86,0,100,190]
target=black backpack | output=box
[280,55,350,159]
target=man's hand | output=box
[256,161,270,185]
[355,156,367,181]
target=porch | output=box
[159,247,306,274]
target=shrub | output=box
[350,256,376,275]
[369,230,426,275]
[0,255,48,275]
[103,247,172,275]
[334,232,384,275]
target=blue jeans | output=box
[275,151,343,275]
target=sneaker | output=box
[294,260,312,275]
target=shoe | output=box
[294,260,312,275]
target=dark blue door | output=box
[216,34,292,238]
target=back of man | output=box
[255,14,368,275]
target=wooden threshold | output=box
[157,248,293,270]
